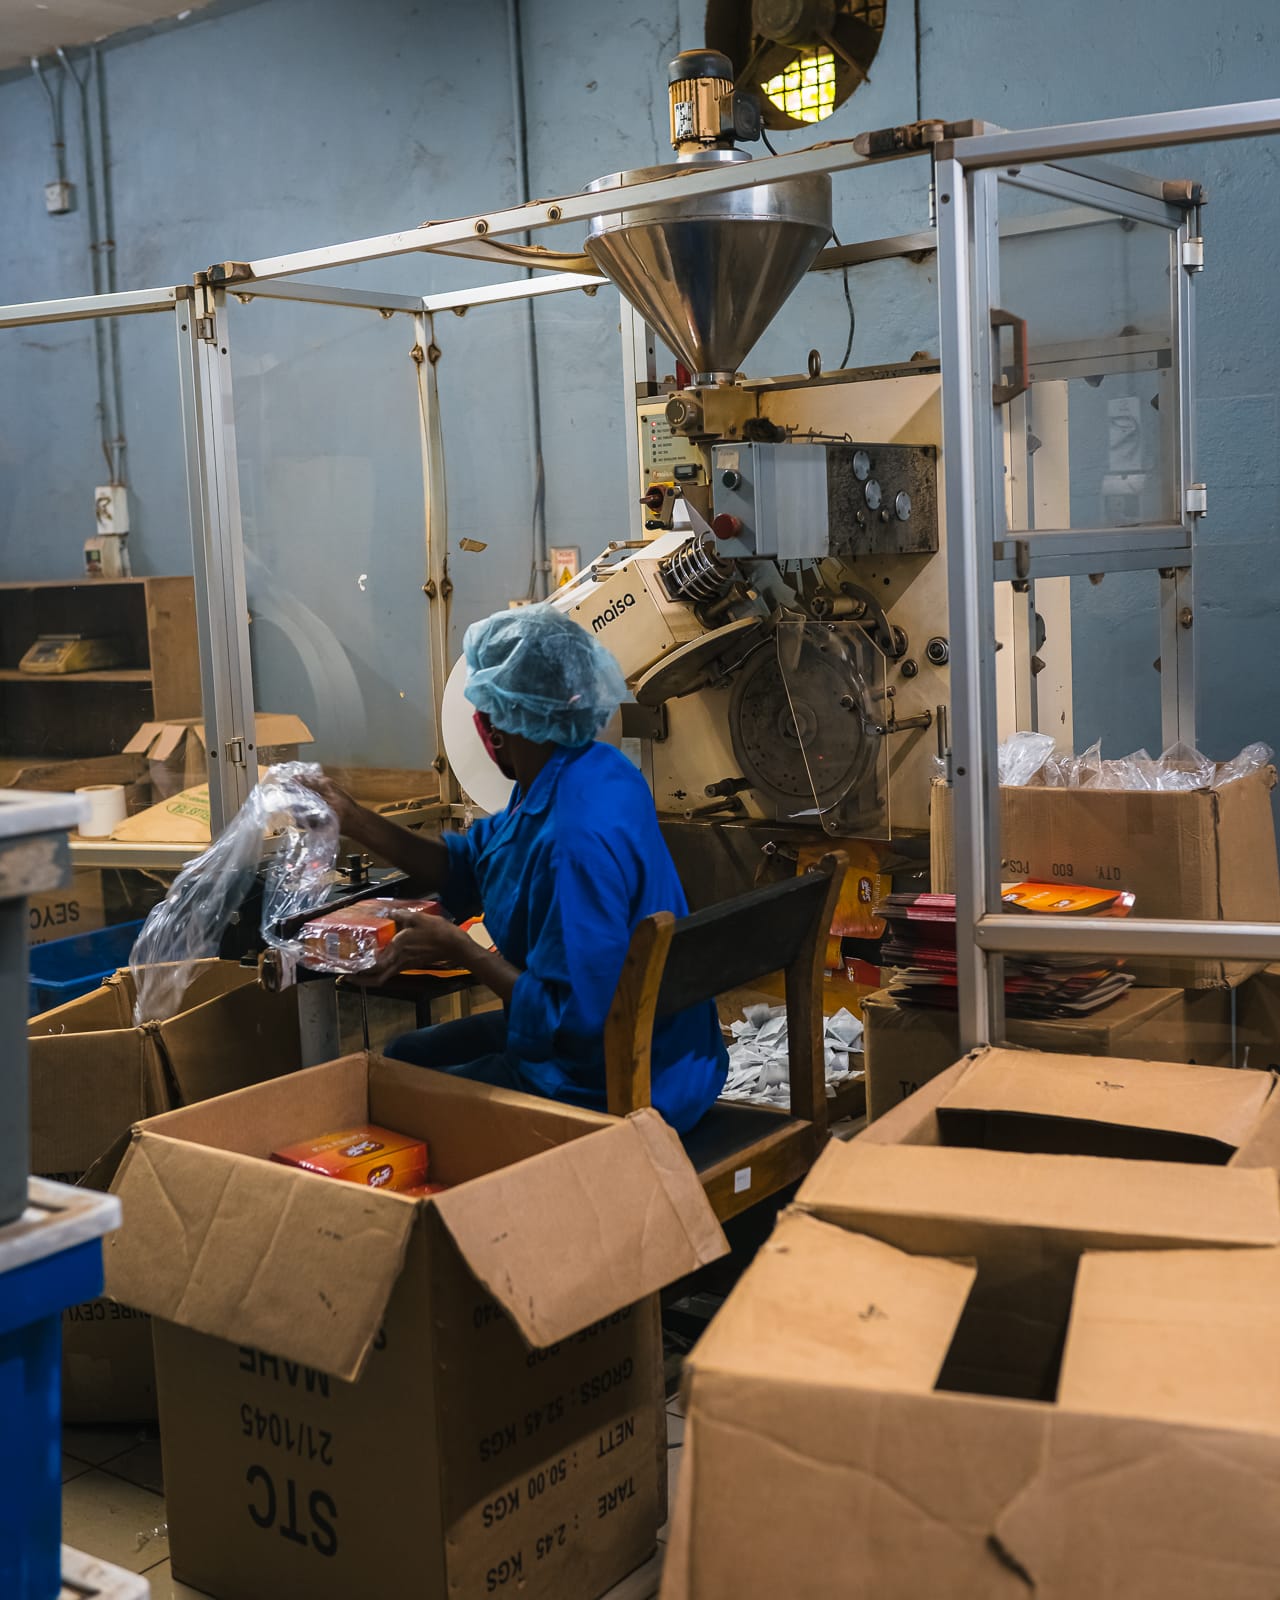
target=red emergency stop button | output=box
[712,513,743,541]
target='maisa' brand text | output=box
[591,592,636,633]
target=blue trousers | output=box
[382,1010,525,1090]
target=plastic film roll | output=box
[76,784,128,838]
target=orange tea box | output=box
[271,1124,428,1192]
[300,907,396,969]
[300,897,444,970]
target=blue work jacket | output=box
[441,741,728,1131]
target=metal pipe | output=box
[423,270,605,314]
[937,157,1001,1049]
[31,56,69,185]
[92,45,127,487]
[945,98,1280,169]
[181,287,259,827]
[506,0,548,599]
[413,312,455,804]
[978,914,1280,963]
[223,137,878,285]
[0,285,184,329]
[56,47,120,482]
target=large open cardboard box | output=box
[104,1053,727,1600]
[862,1044,1280,1168]
[29,963,302,1422]
[930,765,1280,988]
[862,985,1235,1120]
[124,714,313,800]
[660,1155,1280,1600]
[111,762,441,845]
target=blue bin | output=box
[0,1180,120,1600]
[27,919,145,1016]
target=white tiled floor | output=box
[62,1403,685,1600]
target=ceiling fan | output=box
[705,0,886,129]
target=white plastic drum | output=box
[441,655,515,815]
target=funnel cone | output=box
[586,153,831,380]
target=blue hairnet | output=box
[462,603,629,747]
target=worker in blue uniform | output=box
[305,604,728,1132]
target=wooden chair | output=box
[604,851,847,1222]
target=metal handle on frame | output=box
[990,307,1030,406]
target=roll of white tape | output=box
[76,784,128,838]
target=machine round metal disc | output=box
[633,617,763,707]
[441,656,515,815]
[729,636,873,808]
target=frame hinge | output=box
[1185,482,1208,516]
[195,312,217,342]
[1181,236,1204,271]
[225,736,246,766]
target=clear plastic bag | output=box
[129,761,340,1023]
[1041,738,1272,792]
[1148,739,1215,792]
[998,731,1056,787]
[1213,741,1275,787]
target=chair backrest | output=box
[604,852,847,1126]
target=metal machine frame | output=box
[0,283,212,868]
[935,98,1280,1049]
[8,100,1280,1038]
[173,126,1042,830]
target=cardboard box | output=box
[112,763,441,846]
[3,752,151,818]
[110,784,213,844]
[125,714,314,800]
[660,1155,1280,1600]
[104,1053,728,1600]
[26,867,107,947]
[1236,963,1280,1071]
[273,1123,429,1190]
[863,984,1235,1120]
[28,962,303,1423]
[930,766,1280,988]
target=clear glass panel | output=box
[703,159,938,382]
[0,310,192,775]
[229,298,436,791]
[949,145,1280,1074]
[995,175,1181,532]
[1067,570,1163,758]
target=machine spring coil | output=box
[661,537,733,602]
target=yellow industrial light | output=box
[762,46,838,124]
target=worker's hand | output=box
[366,911,470,982]
[298,771,360,833]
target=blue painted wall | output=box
[1,0,1277,770]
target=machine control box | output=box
[710,441,831,561]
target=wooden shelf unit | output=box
[0,668,155,684]
[0,577,200,762]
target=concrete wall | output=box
[1,0,1277,771]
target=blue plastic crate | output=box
[27,919,144,1017]
[0,1180,120,1600]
